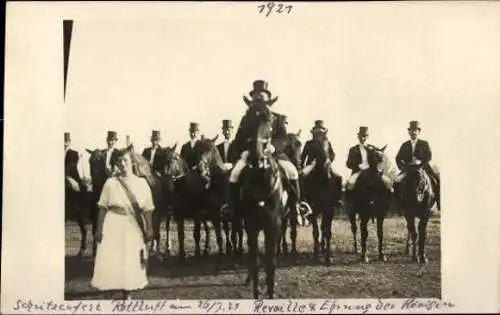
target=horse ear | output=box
[211,134,219,143]
[296,129,302,137]
[85,149,94,154]
[127,143,134,152]
[380,144,387,152]
[243,95,252,106]
[171,142,178,152]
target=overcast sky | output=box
[64,7,500,179]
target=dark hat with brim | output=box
[311,120,328,134]
[189,122,200,132]
[151,130,161,141]
[243,79,278,106]
[222,119,233,130]
[357,126,369,136]
[408,120,421,131]
[64,132,71,142]
[107,131,118,141]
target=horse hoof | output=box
[404,248,410,256]
[361,254,370,263]
[412,255,418,263]
[179,253,186,261]
[418,255,429,264]
[379,254,387,262]
[325,256,332,266]
[353,247,359,254]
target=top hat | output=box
[311,120,328,134]
[243,79,279,106]
[222,119,233,130]
[357,126,369,137]
[107,131,118,141]
[151,130,161,141]
[189,122,200,132]
[64,132,71,142]
[408,120,421,131]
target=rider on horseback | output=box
[345,127,393,208]
[228,80,302,216]
[393,121,441,210]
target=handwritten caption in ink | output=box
[11,298,456,314]
[257,2,293,17]
[252,298,456,314]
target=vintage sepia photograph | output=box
[3,1,500,314]
[63,16,442,300]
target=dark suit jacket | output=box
[65,149,82,182]
[217,140,238,164]
[101,148,120,175]
[300,139,335,167]
[395,139,432,171]
[180,141,201,169]
[142,146,165,173]
[346,144,374,174]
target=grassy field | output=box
[65,213,441,300]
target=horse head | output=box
[85,148,107,192]
[368,144,388,170]
[196,135,225,187]
[163,143,188,183]
[285,129,303,169]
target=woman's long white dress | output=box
[91,175,154,291]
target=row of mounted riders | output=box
[67,133,436,271]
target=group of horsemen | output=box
[65,80,441,220]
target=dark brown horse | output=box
[348,145,392,263]
[301,138,343,265]
[161,138,226,260]
[279,130,306,259]
[239,101,288,299]
[399,163,436,263]
[65,174,93,257]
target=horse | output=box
[279,130,307,259]
[347,145,393,263]
[162,139,225,260]
[238,102,288,299]
[65,174,93,257]
[399,162,436,263]
[301,138,343,265]
[195,135,233,257]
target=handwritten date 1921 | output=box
[258,2,293,17]
[198,300,240,313]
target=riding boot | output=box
[288,179,301,215]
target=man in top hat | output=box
[104,131,120,177]
[229,79,302,216]
[142,130,165,176]
[393,121,440,210]
[300,120,336,176]
[65,132,85,194]
[345,126,393,195]
[217,120,238,170]
[180,122,202,170]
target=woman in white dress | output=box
[91,148,154,299]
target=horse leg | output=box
[164,213,172,258]
[177,217,186,261]
[320,215,326,253]
[247,229,259,299]
[90,204,98,259]
[194,219,202,260]
[377,215,387,262]
[417,212,430,264]
[360,216,370,263]
[213,219,224,256]
[290,213,298,257]
[265,226,279,299]
[223,218,232,256]
[203,220,211,256]
[281,218,289,256]
[404,228,410,256]
[405,214,418,262]
[323,212,334,266]
[312,214,320,259]
[151,210,162,257]
[348,211,358,254]
[75,208,87,258]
